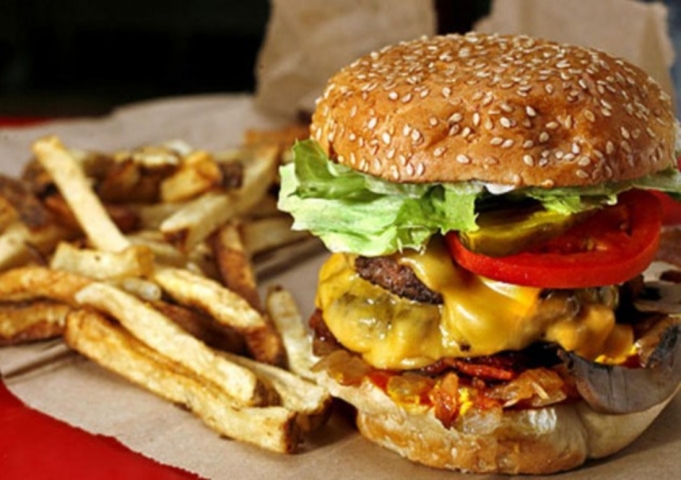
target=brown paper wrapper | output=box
[0,94,680,479]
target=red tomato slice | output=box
[650,191,681,225]
[446,189,662,289]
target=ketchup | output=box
[0,380,201,479]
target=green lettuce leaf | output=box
[278,139,681,256]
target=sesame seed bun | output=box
[310,33,677,187]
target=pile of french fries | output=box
[0,126,330,453]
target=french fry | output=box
[50,242,155,280]
[160,191,235,251]
[153,300,246,354]
[32,136,130,252]
[64,309,301,453]
[0,174,53,229]
[0,266,91,305]
[221,350,331,433]
[0,221,71,272]
[159,144,279,252]
[74,281,275,407]
[152,266,285,365]
[0,195,18,231]
[152,266,266,332]
[160,150,223,202]
[234,144,279,215]
[185,240,221,280]
[114,143,184,169]
[127,231,188,268]
[211,221,262,311]
[0,300,71,345]
[266,286,319,380]
[241,215,311,257]
[95,159,144,203]
[127,201,186,230]
[114,276,163,302]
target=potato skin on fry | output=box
[0,300,71,344]
[64,308,302,453]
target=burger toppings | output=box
[316,242,634,370]
[355,255,443,304]
[279,139,681,257]
[447,189,663,288]
[559,320,681,414]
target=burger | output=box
[278,33,681,474]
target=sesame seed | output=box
[490,137,503,146]
[472,112,481,127]
[449,112,463,123]
[523,140,534,149]
[401,93,413,103]
[576,169,589,179]
[501,139,515,149]
[578,156,591,166]
[584,110,596,122]
[523,154,535,166]
[456,154,471,164]
[482,92,494,106]
[368,117,378,129]
[538,132,550,143]
[500,117,513,128]
[388,91,399,100]
[391,165,400,181]
[546,121,559,130]
[449,125,461,136]
[403,124,412,136]
[382,132,392,145]
[434,146,447,157]
[525,106,537,117]
[606,141,615,154]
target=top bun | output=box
[310,33,677,187]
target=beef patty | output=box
[355,256,443,304]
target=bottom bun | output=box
[316,372,675,474]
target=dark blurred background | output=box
[0,0,491,118]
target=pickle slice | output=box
[460,207,589,257]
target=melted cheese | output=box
[316,239,630,370]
